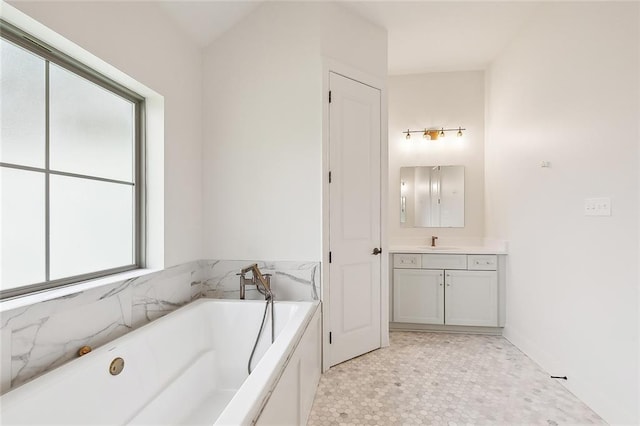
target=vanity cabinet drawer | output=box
[394,254,422,269]
[468,255,497,271]
[421,254,467,270]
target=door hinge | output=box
[329,251,332,263]
[329,332,332,344]
[329,90,332,103]
[438,198,441,204]
[329,171,332,183]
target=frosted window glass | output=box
[50,176,133,280]
[0,168,45,290]
[0,39,46,168]
[50,64,134,182]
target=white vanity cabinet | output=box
[392,253,504,329]
[393,269,444,324]
[444,270,497,326]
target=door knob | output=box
[372,247,382,255]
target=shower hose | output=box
[248,295,274,375]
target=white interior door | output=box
[328,72,381,367]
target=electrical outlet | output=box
[584,197,611,216]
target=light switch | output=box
[584,197,611,216]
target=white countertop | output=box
[389,245,508,255]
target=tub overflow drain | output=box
[109,357,125,376]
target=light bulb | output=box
[439,128,445,138]
[405,130,411,140]
[457,127,463,137]
[423,129,429,139]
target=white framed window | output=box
[0,21,145,299]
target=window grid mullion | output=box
[0,24,143,300]
[0,163,135,186]
[45,59,50,282]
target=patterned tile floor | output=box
[308,332,604,425]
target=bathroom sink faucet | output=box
[239,264,273,300]
[431,236,438,247]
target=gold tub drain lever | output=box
[77,346,92,357]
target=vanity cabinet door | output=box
[393,269,444,324]
[445,270,498,326]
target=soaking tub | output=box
[0,298,321,425]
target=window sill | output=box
[0,268,160,313]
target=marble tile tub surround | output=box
[0,261,201,392]
[0,259,319,393]
[200,260,320,302]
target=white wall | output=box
[8,1,204,268]
[202,2,321,262]
[319,3,388,79]
[485,3,639,424]
[389,71,485,245]
[202,2,386,262]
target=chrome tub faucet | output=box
[239,264,272,300]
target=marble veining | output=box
[99,278,137,300]
[131,271,193,327]
[0,258,319,392]
[11,294,133,387]
[201,260,320,302]
[1,261,200,389]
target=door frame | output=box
[321,59,389,372]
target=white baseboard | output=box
[390,322,503,335]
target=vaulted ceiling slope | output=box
[156,1,540,75]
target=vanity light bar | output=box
[404,127,465,140]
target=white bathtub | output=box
[0,298,321,425]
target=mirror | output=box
[400,166,464,228]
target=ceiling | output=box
[157,1,262,47]
[157,1,540,75]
